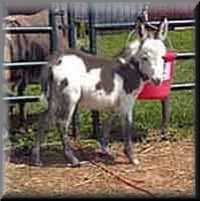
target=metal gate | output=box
[2,5,76,121]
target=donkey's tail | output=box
[40,63,53,106]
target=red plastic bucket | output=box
[138,51,176,100]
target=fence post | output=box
[88,3,100,139]
[67,3,80,139]
[49,8,58,53]
[67,3,76,48]
[88,3,97,54]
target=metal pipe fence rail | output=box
[2,9,58,115]
[4,26,53,34]
[94,19,195,31]
[175,52,195,60]
[3,61,48,69]
[172,52,195,90]
[171,83,195,91]
[3,96,41,104]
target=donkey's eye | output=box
[57,59,62,65]
[142,57,148,61]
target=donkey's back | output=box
[52,53,125,111]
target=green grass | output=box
[11,29,194,152]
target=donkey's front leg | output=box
[100,114,118,160]
[122,105,140,165]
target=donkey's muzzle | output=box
[152,78,161,86]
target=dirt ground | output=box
[3,136,195,199]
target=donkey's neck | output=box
[114,61,144,94]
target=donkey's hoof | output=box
[66,160,90,168]
[129,158,140,165]
[66,162,81,168]
[65,157,81,168]
[100,152,115,162]
[105,154,115,161]
[34,161,43,167]
[99,152,115,161]
[131,158,140,166]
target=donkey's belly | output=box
[80,80,122,111]
[80,90,120,111]
[79,68,123,111]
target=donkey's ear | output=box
[155,17,168,40]
[136,20,148,40]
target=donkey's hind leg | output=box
[58,90,81,167]
[32,109,49,166]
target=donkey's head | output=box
[120,18,168,85]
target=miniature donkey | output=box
[33,18,168,167]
